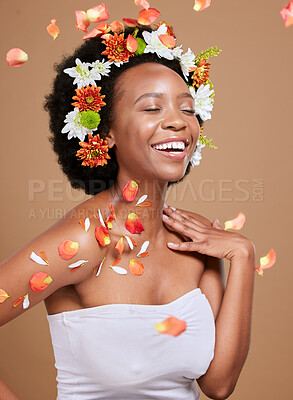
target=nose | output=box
[160,107,188,131]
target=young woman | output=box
[0,12,255,400]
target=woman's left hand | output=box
[162,205,254,261]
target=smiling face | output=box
[106,62,200,183]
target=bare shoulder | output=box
[0,196,105,325]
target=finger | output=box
[212,218,224,230]
[162,213,199,238]
[166,241,199,252]
[163,206,207,233]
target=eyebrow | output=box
[134,92,193,104]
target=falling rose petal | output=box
[122,18,138,27]
[255,248,277,276]
[95,225,111,246]
[87,4,109,23]
[101,33,112,40]
[40,251,49,265]
[129,259,144,275]
[111,266,128,275]
[96,257,105,277]
[110,20,125,33]
[29,272,52,293]
[58,240,79,260]
[115,237,124,255]
[125,213,144,234]
[23,294,30,310]
[6,48,28,67]
[137,202,152,207]
[155,316,186,336]
[68,259,89,272]
[0,289,9,304]
[75,10,90,32]
[123,180,139,202]
[280,1,293,27]
[193,0,211,12]
[109,203,116,220]
[97,209,106,228]
[135,194,147,206]
[158,34,176,49]
[110,257,121,267]
[135,0,150,10]
[127,34,138,53]
[224,212,246,230]
[46,18,60,40]
[137,240,149,256]
[83,23,110,40]
[13,295,26,308]
[137,251,150,258]
[105,214,115,229]
[30,251,49,266]
[138,8,160,25]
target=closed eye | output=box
[144,108,195,113]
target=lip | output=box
[150,136,189,147]
[152,146,187,160]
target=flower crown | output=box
[62,2,220,168]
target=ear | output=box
[103,130,116,149]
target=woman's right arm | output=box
[0,210,101,326]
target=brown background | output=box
[0,0,292,398]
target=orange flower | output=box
[156,21,175,37]
[72,85,106,112]
[101,33,134,63]
[191,58,210,88]
[76,133,111,168]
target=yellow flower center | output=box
[86,96,94,104]
[117,44,124,53]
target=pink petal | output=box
[126,34,138,53]
[135,0,150,10]
[83,23,110,40]
[224,212,246,230]
[6,48,28,67]
[110,20,125,34]
[193,0,211,12]
[138,8,160,25]
[46,18,60,40]
[122,18,138,27]
[75,10,90,33]
[87,4,109,23]
[158,34,176,49]
[280,1,293,27]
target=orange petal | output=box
[40,251,49,264]
[58,240,79,259]
[135,0,150,10]
[75,10,90,32]
[95,225,111,246]
[193,0,211,12]
[138,8,160,25]
[0,289,9,303]
[224,212,246,230]
[105,214,115,229]
[280,1,293,27]
[87,4,109,23]
[46,18,60,40]
[83,22,110,40]
[158,34,176,49]
[122,18,138,27]
[125,212,144,234]
[13,295,26,308]
[137,201,152,207]
[122,180,138,202]
[115,237,124,255]
[255,248,277,276]
[29,272,52,293]
[154,316,186,336]
[137,251,150,258]
[127,34,138,53]
[129,259,144,275]
[110,20,125,33]
[109,203,116,220]
[101,33,112,40]
[110,256,121,267]
[6,48,28,67]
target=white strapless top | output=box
[47,287,215,399]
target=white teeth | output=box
[153,141,186,150]
[162,143,168,150]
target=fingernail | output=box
[163,203,168,208]
[162,214,169,219]
[168,242,178,247]
[170,206,176,211]
[216,218,220,224]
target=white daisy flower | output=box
[142,24,174,60]
[179,48,196,80]
[61,108,96,141]
[190,140,206,167]
[63,58,97,89]
[172,45,183,59]
[112,60,129,67]
[189,84,214,121]
[90,59,112,79]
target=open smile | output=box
[151,138,189,161]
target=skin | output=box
[0,63,255,399]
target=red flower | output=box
[72,85,106,112]
[191,58,210,88]
[101,33,134,63]
[76,133,111,168]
